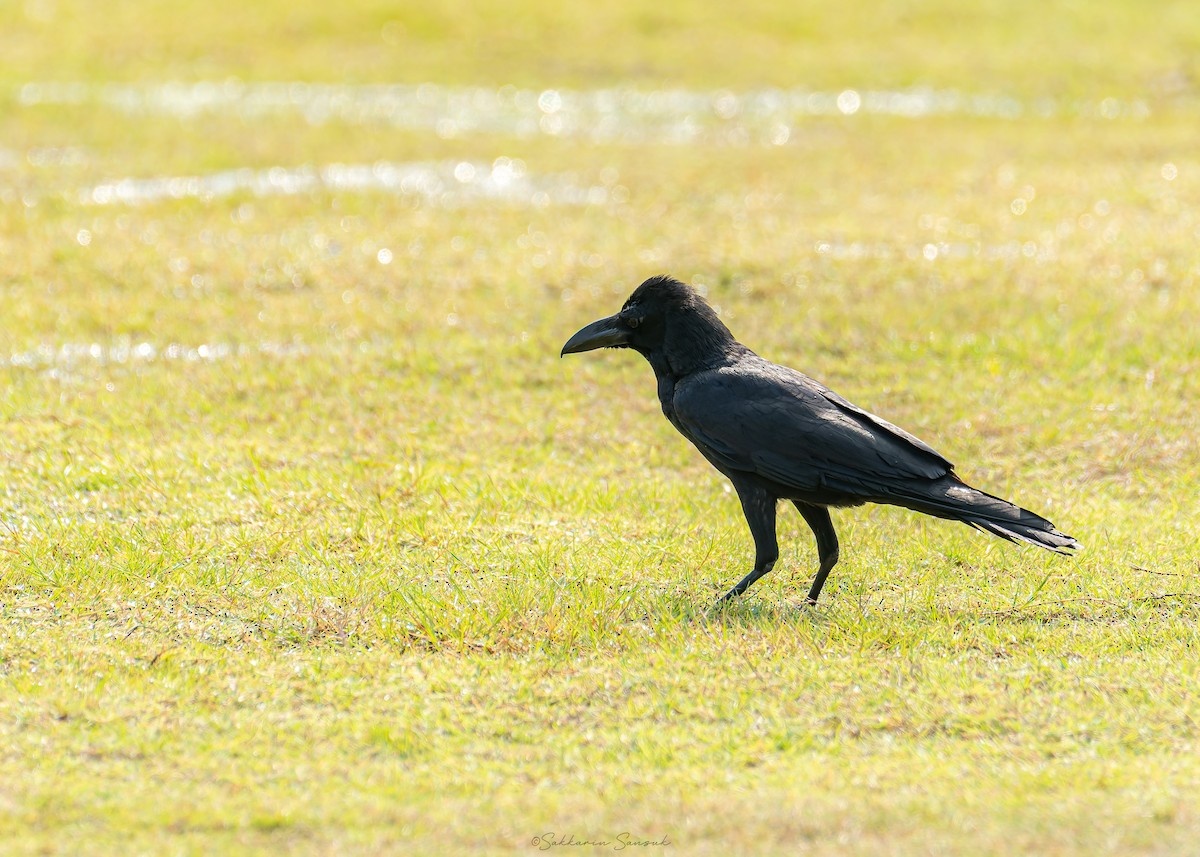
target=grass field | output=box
[2,1,1199,854]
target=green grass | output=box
[2,1,1200,854]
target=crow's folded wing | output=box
[671,358,953,495]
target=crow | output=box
[561,275,1078,604]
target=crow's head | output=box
[561,276,734,370]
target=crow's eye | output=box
[627,316,640,329]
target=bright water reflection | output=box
[3,339,310,371]
[18,81,1152,147]
[80,159,614,207]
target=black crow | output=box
[561,275,1078,604]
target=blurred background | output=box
[2,0,1196,500]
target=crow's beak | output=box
[560,314,630,357]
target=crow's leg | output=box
[717,484,778,602]
[793,502,839,604]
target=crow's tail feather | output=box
[888,476,1079,554]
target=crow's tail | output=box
[888,475,1080,554]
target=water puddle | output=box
[3,339,312,372]
[814,239,1055,264]
[78,158,614,207]
[18,82,1152,147]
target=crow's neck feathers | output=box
[660,304,745,376]
[631,276,748,378]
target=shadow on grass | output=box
[667,591,837,629]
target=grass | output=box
[2,1,1200,854]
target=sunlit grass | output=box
[2,1,1200,854]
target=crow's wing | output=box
[671,357,953,496]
